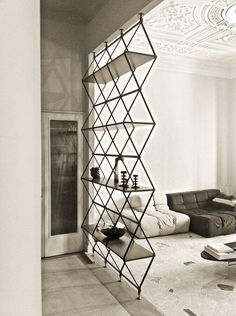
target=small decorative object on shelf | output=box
[90,167,100,179]
[101,226,125,239]
[114,155,124,183]
[119,171,129,189]
[132,174,140,189]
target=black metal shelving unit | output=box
[81,14,157,299]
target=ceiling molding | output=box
[134,0,236,78]
[156,54,234,79]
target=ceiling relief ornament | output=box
[145,0,198,35]
[202,0,236,31]
[219,31,236,42]
[134,0,236,77]
[132,36,213,59]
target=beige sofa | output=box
[111,192,190,238]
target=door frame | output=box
[41,111,84,257]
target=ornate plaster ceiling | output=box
[137,0,236,78]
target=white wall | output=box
[142,66,229,193]
[216,78,230,194]
[227,79,236,195]
[92,55,231,194]
[0,1,41,315]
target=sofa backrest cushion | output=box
[166,189,220,212]
[154,192,170,211]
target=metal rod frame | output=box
[81,14,157,299]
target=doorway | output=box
[42,112,84,257]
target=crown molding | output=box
[155,54,236,79]
[137,0,236,78]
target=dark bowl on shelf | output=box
[101,227,125,239]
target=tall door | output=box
[42,112,84,257]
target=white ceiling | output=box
[41,0,236,77]
[138,0,236,78]
[41,0,108,22]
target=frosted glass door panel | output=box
[50,120,77,235]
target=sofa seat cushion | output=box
[187,213,223,237]
[190,211,235,237]
[121,208,190,238]
[173,207,236,236]
[167,189,236,237]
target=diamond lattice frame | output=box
[81,15,157,299]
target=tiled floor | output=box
[42,255,129,316]
[42,253,162,316]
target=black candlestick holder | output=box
[119,171,129,189]
[132,174,140,189]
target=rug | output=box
[133,232,236,316]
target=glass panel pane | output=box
[50,120,78,235]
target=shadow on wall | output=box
[41,8,86,113]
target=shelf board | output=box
[83,51,155,84]
[82,224,153,261]
[93,153,139,158]
[82,121,154,132]
[82,177,153,192]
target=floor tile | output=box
[42,255,86,274]
[42,255,130,316]
[42,269,100,290]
